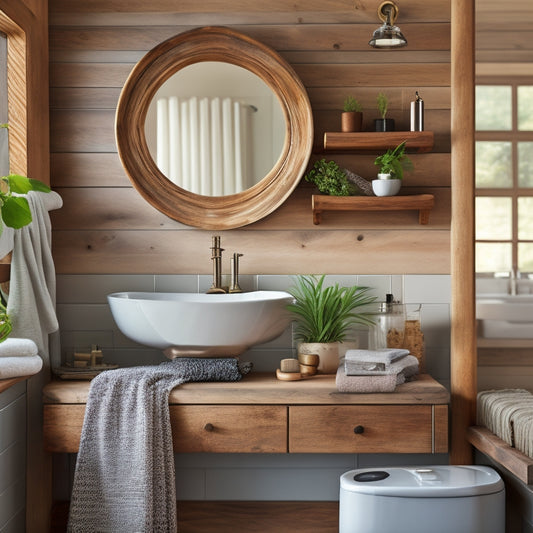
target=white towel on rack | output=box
[7,190,62,360]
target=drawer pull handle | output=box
[204,423,214,432]
[353,425,365,434]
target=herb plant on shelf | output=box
[375,92,395,131]
[374,141,413,180]
[372,141,413,196]
[342,96,363,132]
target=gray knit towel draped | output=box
[67,357,246,533]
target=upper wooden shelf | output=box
[312,194,435,225]
[323,131,434,153]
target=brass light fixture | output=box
[369,1,408,48]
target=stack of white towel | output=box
[0,338,42,379]
[336,348,419,393]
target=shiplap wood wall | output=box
[476,0,533,74]
[49,0,452,275]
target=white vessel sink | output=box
[476,294,533,338]
[108,291,293,357]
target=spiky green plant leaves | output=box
[287,275,375,343]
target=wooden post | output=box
[450,0,476,464]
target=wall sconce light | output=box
[368,1,407,48]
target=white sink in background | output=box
[108,291,293,357]
[476,294,533,338]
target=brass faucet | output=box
[206,236,244,294]
[229,253,244,293]
[206,236,226,294]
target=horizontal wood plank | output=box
[50,187,450,230]
[49,86,452,112]
[50,153,129,187]
[52,501,340,533]
[468,426,533,485]
[312,194,435,226]
[49,24,451,52]
[49,0,451,22]
[49,152,450,188]
[323,131,434,152]
[49,108,451,154]
[0,377,26,395]
[43,374,450,405]
[51,228,451,274]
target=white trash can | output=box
[339,465,505,533]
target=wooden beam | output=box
[450,0,476,465]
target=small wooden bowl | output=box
[299,363,317,376]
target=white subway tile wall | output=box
[55,274,451,501]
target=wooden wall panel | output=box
[49,0,452,275]
[476,0,533,71]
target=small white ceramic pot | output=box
[372,176,401,196]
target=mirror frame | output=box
[116,26,313,230]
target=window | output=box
[475,81,533,274]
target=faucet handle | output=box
[229,253,244,293]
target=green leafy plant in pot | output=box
[287,275,375,374]
[372,141,413,196]
[374,92,395,132]
[341,95,363,132]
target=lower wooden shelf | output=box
[467,425,533,484]
[312,194,435,225]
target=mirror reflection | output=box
[145,62,286,196]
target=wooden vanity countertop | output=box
[0,376,27,395]
[43,372,450,406]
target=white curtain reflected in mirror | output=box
[155,95,254,195]
[145,62,286,197]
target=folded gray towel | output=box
[336,355,419,393]
[344,348,409,374]
[68,357,247,533]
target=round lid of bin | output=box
[340,466,504,498]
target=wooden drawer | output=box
[171,405,287,453]
[289,405,437,453]
[44,404,288,453]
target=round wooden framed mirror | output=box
[116,26,313,230]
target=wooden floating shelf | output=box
[468,426,533,485]
[323,131,434,153]
[312,194,435,225]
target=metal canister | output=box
[410,91,424,131]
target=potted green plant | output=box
[304,159,374,196]
[341,96,363,132]
[374,92,395,132]
[372,141,413,196]
[287,275,375,373]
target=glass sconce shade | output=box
[369,1,407,48]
